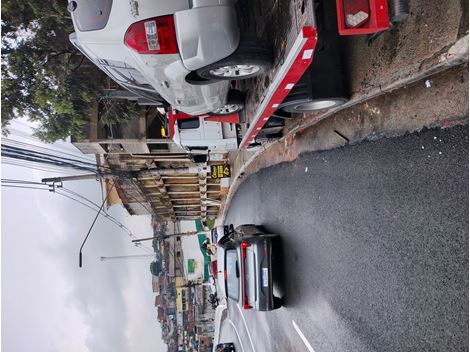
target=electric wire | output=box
[3,138,97,164]
[55,189,153,254]
[1,178,154,253]
[2,159,83,175]
[2,185,50,191]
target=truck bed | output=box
[235,0,316,134]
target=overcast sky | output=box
[1,119,167,352]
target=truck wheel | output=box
[197,39,272,80]
[278,0,348,114]
[281,97,348,113]
[209,89,245,116]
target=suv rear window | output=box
[72,0,113,31]
[225,249,239,301]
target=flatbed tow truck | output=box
[167,0,415,155]
[167,0,468,165]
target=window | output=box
[177,118,200,130]
[72,0,113,32]
[225,249,239,301]
[176,251,181,257]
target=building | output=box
[152,275,160,294]
[71,103,227,221]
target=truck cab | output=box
[168,110,240,158]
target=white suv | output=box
[68,0,271,115]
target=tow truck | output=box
[167,0,409,155]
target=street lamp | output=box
[79,184,115,268]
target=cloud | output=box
[2,169,165,352]
[45,212,133,352]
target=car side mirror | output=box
[67,1,77,12]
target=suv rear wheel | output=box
[197,39,272,80]
[209,89,245,116]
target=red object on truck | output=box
[336,0,389,35]
[209,260,218,279]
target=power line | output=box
[3,138,96,164]
[2,184,50,191]
[54,189,153,253]
[1,178,154,253]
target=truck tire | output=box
[278,50,348,113]
[279,0,348,113]
[196,39,272,80]
[281,97,348,113]
[209,89,245,116]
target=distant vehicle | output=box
[214,342,235,352]
[67,0,272,115]
[219,224,282,311]
[211,225,234,244]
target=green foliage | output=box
[1,0,129,142]
[99,99,141,127]
[205,218,216,230]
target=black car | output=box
[220,225,282,311]
[215,342,235,352]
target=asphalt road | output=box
[219,125,468,352]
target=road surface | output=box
[219,125,468,352]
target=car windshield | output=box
[71,0,113,32]
[225,249,239,300]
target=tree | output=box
[1,0,136,142]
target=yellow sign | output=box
[211,164,231,179]
[176,288,183,312]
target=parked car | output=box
[215,343,235,352]
[67,0,272,115]
[219,224,282,311]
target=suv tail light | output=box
[343,0,370,28]
[124,15,178,54]
[241,241,252,309]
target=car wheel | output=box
[196,39,272,80]
[209,89,244,116]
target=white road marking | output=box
[292,320,316,352]
[235,303,257,352]
[228,318,246,352]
